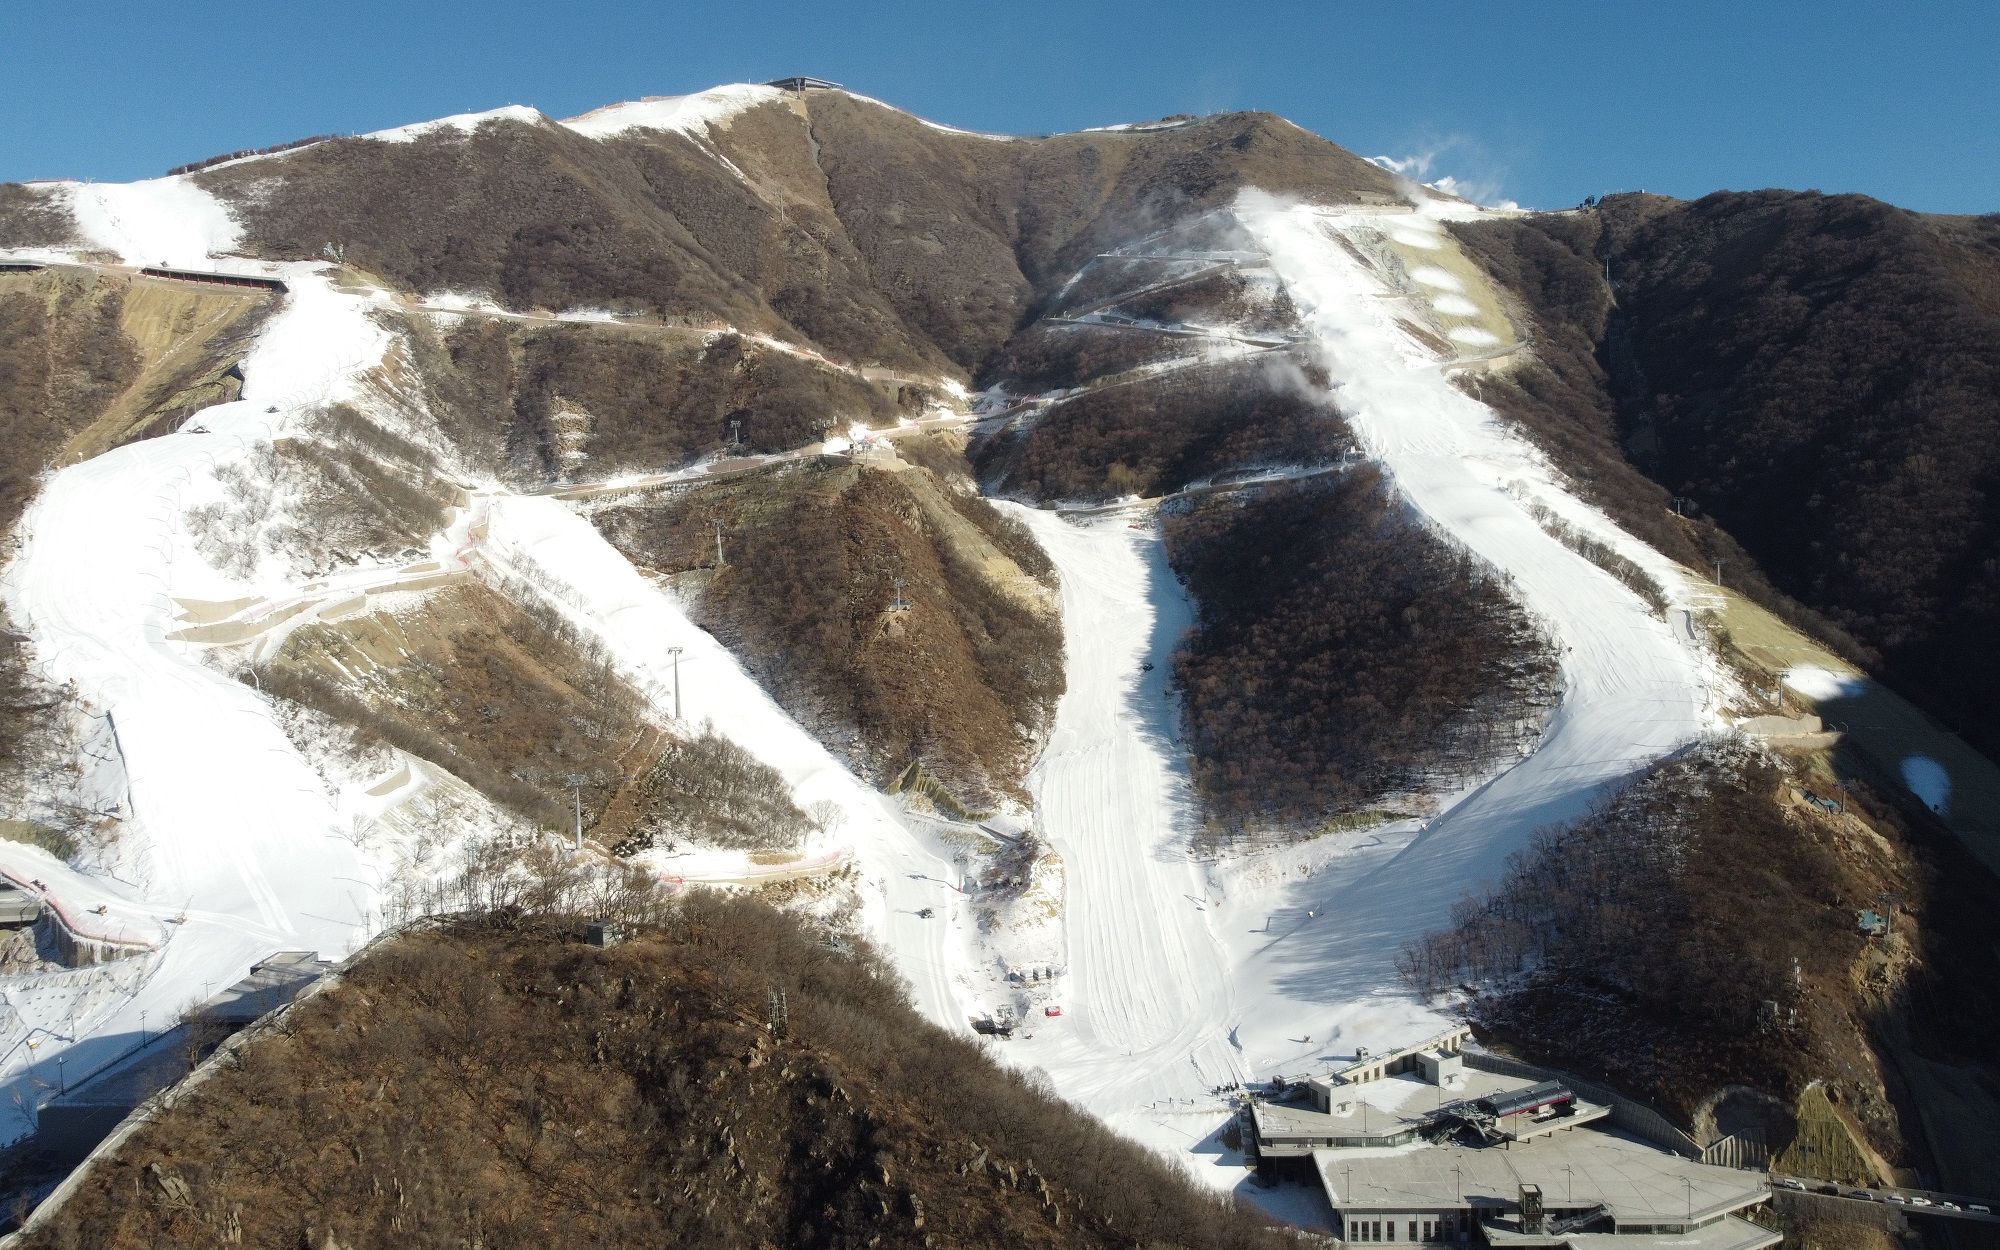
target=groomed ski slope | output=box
[1003,508,1244,1145]
[998,193,1716,1174]
[1215,191,1715,1055]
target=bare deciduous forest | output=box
[977,356,1350,502]
[0,277,137,532]
[1457,191,2000,758]
[1395,743,2000,1177]
[615,726,811,855]
[1165,468,1557,836]
[595,459,1062,809]
[15,899,1289,1250]
[415,320,912,486]
[265,582,652,830]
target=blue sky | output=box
[4,0,1994,213]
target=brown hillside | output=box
[977,353,1348,502]
[264,580,653,830]
[1455,192,2000,761]
[15,902,1288,1250]
[593,454,1061,810]
[410,316,918,486]
[0,185,74,248]
[188,92,1397,376]
[0,267,272,535]
[1401,740,2000,1201]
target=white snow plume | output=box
[1369,138,1521,211]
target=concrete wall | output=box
[31,1104,129,1168]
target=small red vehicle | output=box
[1044,1005,1063,1017]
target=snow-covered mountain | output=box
[2,79,1997,1215]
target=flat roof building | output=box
[1243,1032,1778,1248]
[1316,1128,1779,1248]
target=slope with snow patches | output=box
[0,156,1000,1142]
[2,96,1729,1205]
[471,492,984,1026]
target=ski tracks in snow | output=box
[1005,507,1245,1134]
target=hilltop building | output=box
[765,76,843,92]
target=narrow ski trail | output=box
[1004,506,1244,1147]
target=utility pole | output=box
[729,417,742,449]
[712,519,726,568]
[1712,558,1726,588]
[573,786,583,852]
[667,646,684,721]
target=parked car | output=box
[1846,1190,1873,1200]
[1936,1201,1960,1211]
[1814,1183,1840,1196]
[1907,1196,1932,1207]
[1775,1179,1806,1191]
[1968,1203,1990,1214]
[1885,1194,1908,1204]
